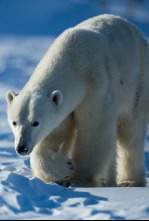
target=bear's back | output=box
[76,14,143,44]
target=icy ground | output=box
[0,33,149,220]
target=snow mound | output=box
[1,170,149,220]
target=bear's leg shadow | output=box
[70,96,117,187]
[30,114,76,183]
[107,155,117,187]
[117,113,147,187]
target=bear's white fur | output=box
[7,15,149,187]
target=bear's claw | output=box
[67,161,74,171]
[118,181,138,187]
[56,180,71,188]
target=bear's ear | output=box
[6,91,18,104]
[48,90,63,106]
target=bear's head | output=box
[6,89,63,156]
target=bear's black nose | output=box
[16,146,28,155]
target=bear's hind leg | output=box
[117,115,147,187]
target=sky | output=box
[0,0,149,37]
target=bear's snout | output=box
[16,146,29,155]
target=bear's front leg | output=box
[30,144,74,183]
[70,96,117,187]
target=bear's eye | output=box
[12,121,17,126]
[32,121,39,127]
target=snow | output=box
[0,0,149,220]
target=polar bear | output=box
[6,15,149,187]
